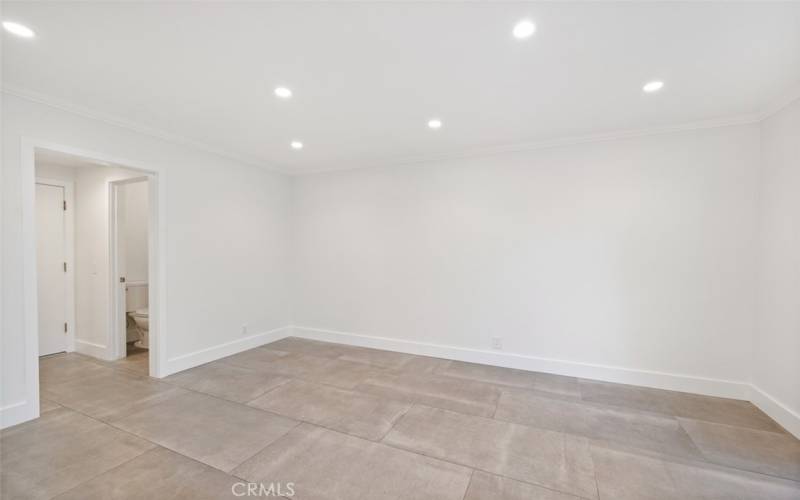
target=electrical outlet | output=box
[241,324,248,336]
[491,337,503,350]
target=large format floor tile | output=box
[1,408,154,500]
[113,351,149,375]
[249,379,410,441]
[464,471,583,500]
[40,398,62,414]
[383,405,597,499]
[39,353,112,387]
[591,445,684,500]
[439,360,540,389]
[336,345,416,369]
[679,418,800,481]
[441,361,580,398]
[581,404,703,461]
[217,347,291,372]
[264,337,347,359]
[495,387,704,461]
[665,455,800,500]
[223,350,338,381]
[54,447,241,500]
[225,350,384,389]
[301,357,385,389]
[114,391,298,472]
[42,369,187,423]
[165,361,289,403]
[391,355,451,374]
[233,423,472,500]
[668,392,787,433]
[591,443,800,500]
[18,339,796,500]
[578,379,675,415]
[494,388,589,434]
[356,370,500,417]
[579,379,788,434]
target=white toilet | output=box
[126,283,149,349]
[129,308,149,348]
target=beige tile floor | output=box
[2,337,799,500]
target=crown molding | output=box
[1,84,289,174]
[297,111,763,176]
[5,81,796,178]
[756,83,800,122]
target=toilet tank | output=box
[125,282,148,312]
[125,283,148,343]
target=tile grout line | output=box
[376,405,597,500]
[375,399,415,442]
[587,442,602,500]
[227,420,305,480]
[378,436,598,500]
[460,469,475,500]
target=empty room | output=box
[1,2,799,499]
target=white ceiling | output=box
[3,2,800,174]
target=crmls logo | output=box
[232,482,295,497]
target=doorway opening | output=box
[34,148,154,375]
[25,138,167,421]
[110,176,151,374]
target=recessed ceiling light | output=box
[3,21,35,38]
[274,87,292,99]
[290,141,303,150]
[427,119,443,130]
[512,19,536,39]
[643,81,664,93]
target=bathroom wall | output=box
[120,180,149,285]
[119,180,150,342]
[72,164,145,356]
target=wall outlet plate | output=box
[491,337,503,350]
[241,324,248,335]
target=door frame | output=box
[34,178,76,354]
[20,137,168,423]
[109,176,150,360]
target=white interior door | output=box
[36,183,67,356]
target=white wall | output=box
[753,98,800,436]
[36,163,76,182]
[72,165,142,350]
[33,162,149,351]
[290,124,762,395]
[1,93,292,427]
[121,179,149,284]
[5,87,796,436]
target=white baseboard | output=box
[290,326,750,400]
[74,339,112,360]
[163,325,291,377]
[748,385,800,439]
[0,400,34,429]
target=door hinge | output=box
[63,262,67,273]
[63,200,67,211]
[64,322,68,333]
